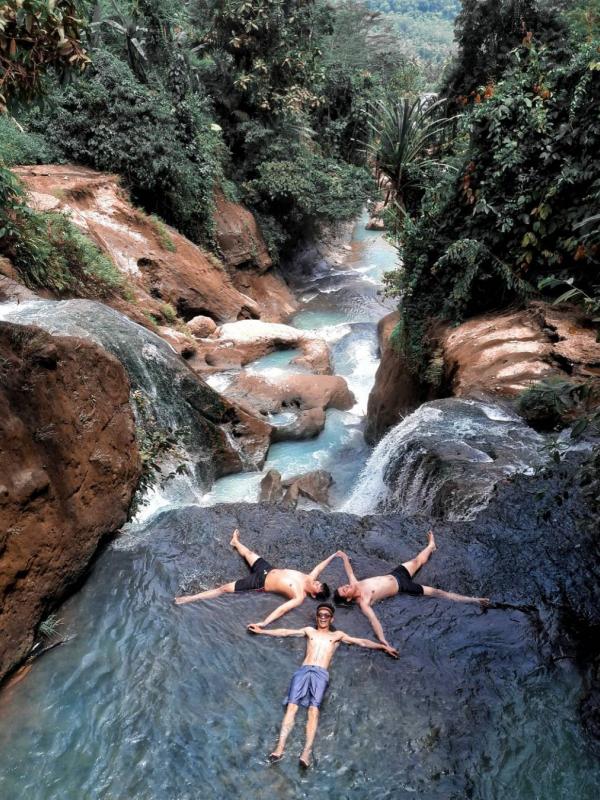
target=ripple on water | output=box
[0,507,597,799]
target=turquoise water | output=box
[205,214,398,507]
[245,348,310,377]
[0,505,597,800]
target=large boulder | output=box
[222,373,355,416]
[190,319,332,376]
[0,322,141,682]
[442,303,600,397]
[214,189,272,273]
[259,468,333,508]
[365,311,424,444]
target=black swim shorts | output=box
[390,565,424,596]
[234,557,273,592]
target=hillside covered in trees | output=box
[366,0,460,74]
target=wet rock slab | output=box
[0,470,597,799]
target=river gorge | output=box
[0,214,598,799]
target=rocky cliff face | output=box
[0,322,141,683]
[364,311,424,444]
[366,304,600,442]
[13,165,296,326]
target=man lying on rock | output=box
[333,531,490,648]
[174,529,337,628]
[248,603,398,768]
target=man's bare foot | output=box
[478,597,490,608]
[427,530,437,551]
[230,528,240,548]
[268,751,283,763]
[299,752,311,769]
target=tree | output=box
[368,96,458,217]
[441,0,568,105]
[0,0,89,112]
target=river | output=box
[0,216,598,799]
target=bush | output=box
[389,41,600,378]
[240,122,374,254]
[0,165,123,296]
[0,116,58,166]
[30,51,225,245]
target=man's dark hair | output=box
[315,583,330,601]
[316,602,335,616]
[333,589,355,607]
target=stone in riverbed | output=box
[259,469,333,508]
[271,407,326,442]
[196,319,332,375]
[187,315,218,338]
[223,373,355,417]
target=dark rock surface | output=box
[0,465,597,798]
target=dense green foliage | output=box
[0,115,57,165]
[387,38,600,380]
[30,50,224,244]
[0,0,89,111]
[12,0,419,258]
[441,0,568,104]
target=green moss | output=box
[148,215,177,253]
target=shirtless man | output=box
[248,603,397,768]
[333,531,490,647]
[174,529,335,628]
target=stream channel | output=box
[0,215,598,799]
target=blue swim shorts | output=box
[284,665,330,709]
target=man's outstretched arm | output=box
[338,551,359,584]
[308,551,339,580]
[247,624,307,637]
[339,632,398,658]
[250,596,304,628]
[422,586,490,607]
[358,600,391,647]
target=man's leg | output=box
[230,528,261,569]
[402,530,436,578]
[299,707,320,767]
[270,703,299,761]
[174,581,236,605]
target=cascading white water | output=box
[343,398,546,520]
[0,299,253,518]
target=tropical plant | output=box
[38,614,62,639]
[367,95,459,216]
[441,0,569,106]
[31,50,224,245]
[88,0,149,81]
[0,0,89,111]
[386,39,600,380]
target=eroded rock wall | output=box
[0,322,141,682]
[13,165,296,325]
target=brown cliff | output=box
[13,165,296,326]
[0,322,141,683]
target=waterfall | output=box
[0,299,249,517]
[343,398,546,520]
